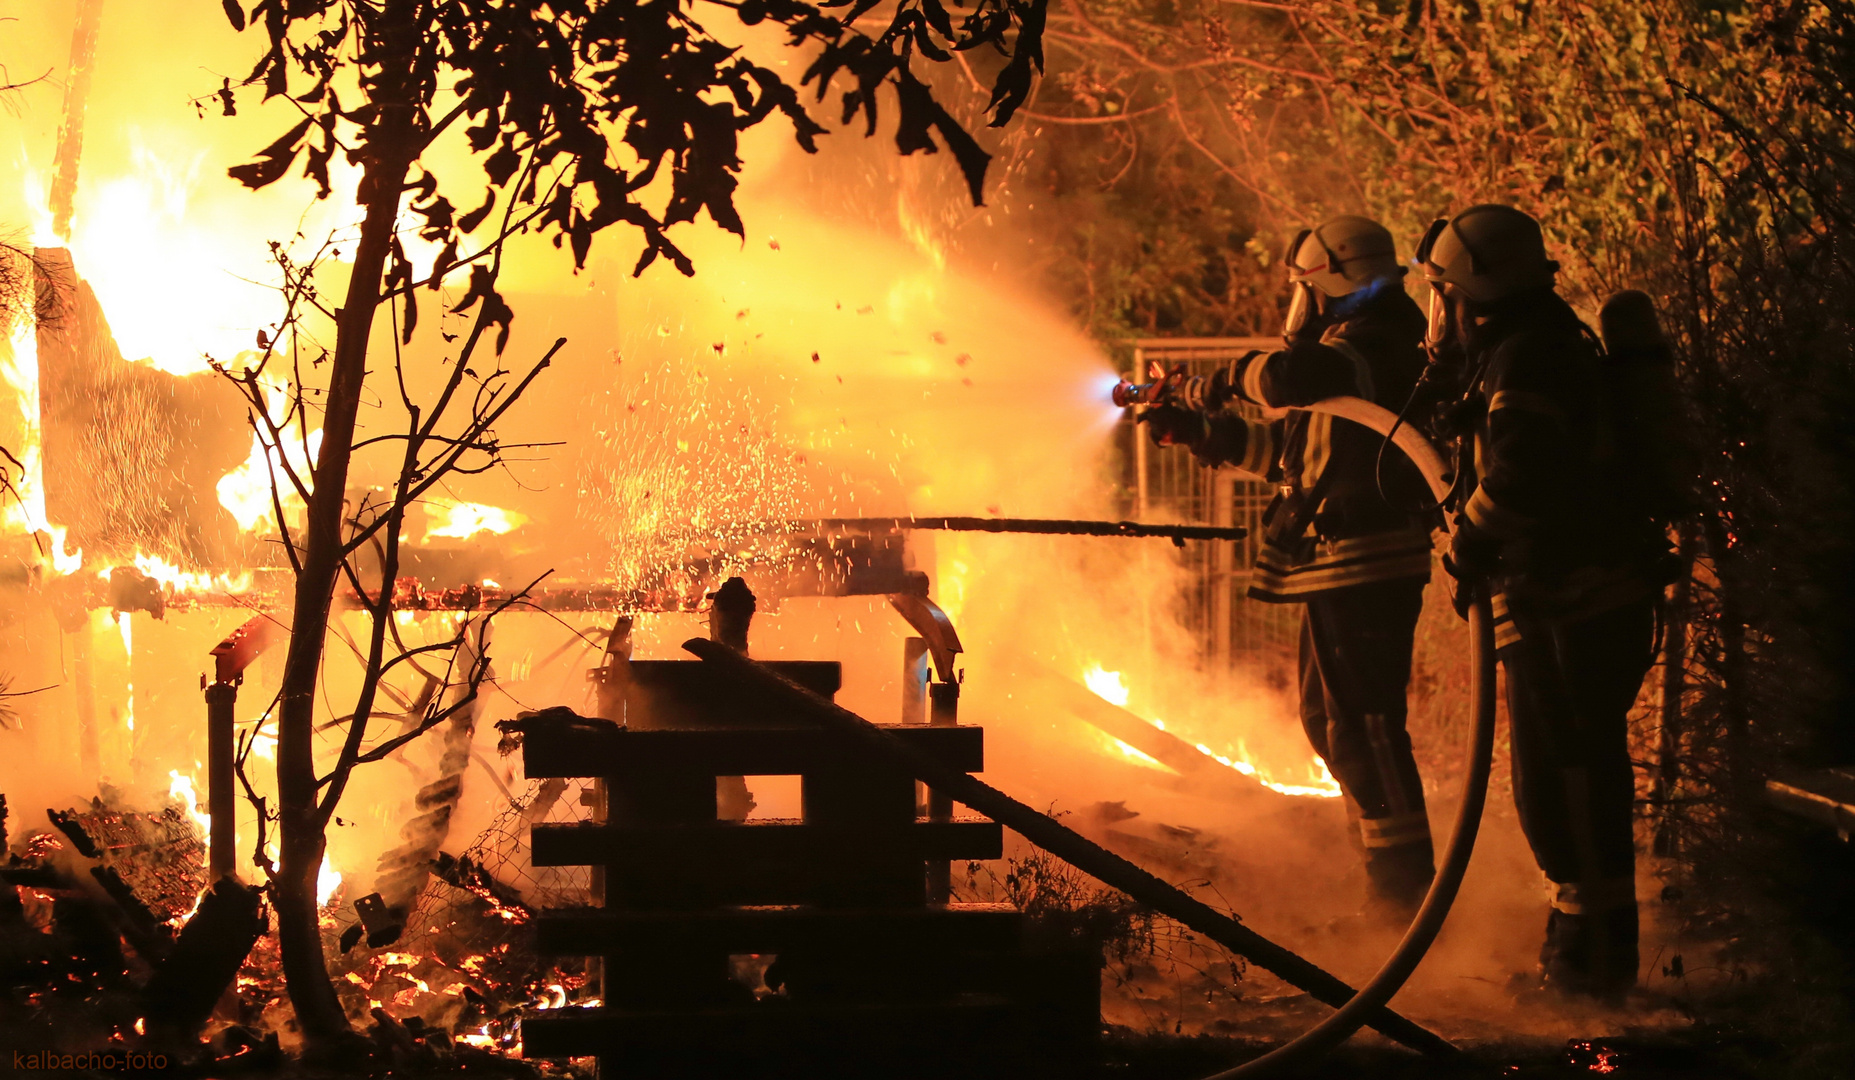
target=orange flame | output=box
[216,411,323,536]
[422,499,527,542]
[167,769,211,871]
[316,855,342,908]
[1082,665,1341,799]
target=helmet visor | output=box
[1425,284,1454,348]
[1284,281,1317,338]
[1282,228,1313,272]
[1414,218,1449,270]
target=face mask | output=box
[1283,281,1319,338]
[1291,282,1335,341]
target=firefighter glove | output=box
[1141,405,1208,450]
[1447,519,1501,585]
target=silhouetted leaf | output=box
[457,191,496,234]
[484,142,521,187]
[222,0,245,32]
[987,1,1046,127]
[922,0,956,40]
[227,116,311,190]
[932,105,992,205]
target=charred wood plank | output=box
[536,902,1022,957]
[0,864,70,888]
[46,807,101,858]
[88,865,170,961]
[532,819,1001,908]
[523,721,983,779]
[141,878,265,1047]
[532,819,1001,869]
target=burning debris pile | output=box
[0,777,608,1071]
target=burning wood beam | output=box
[803,516,1248,544]
[49,0,105,242]
[1039,661,1241,782]
[140,877,265,1048]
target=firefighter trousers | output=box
[1299,576,1435,916]
[1502,593,1656,997]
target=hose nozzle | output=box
[1113,363,1188,409]
[1111,379,1158,408]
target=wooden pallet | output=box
[519,661,1101,1078]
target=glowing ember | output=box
[423,499,527,542]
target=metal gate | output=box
[1121,337,1301,679]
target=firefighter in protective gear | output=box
[1418,204,1660,1001]
[1145,216,1440,921]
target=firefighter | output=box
[1143,216,1440,924]
[1416,204,1662,1001]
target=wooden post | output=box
[709,578,756,821]
[205,680,237,879]
[901,637,929,725]
[925,680,959,903]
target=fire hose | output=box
[1199,395,1497,1077]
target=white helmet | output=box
[1415,204,1559,304]
[1282,215,1403,335]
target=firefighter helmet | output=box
[1415,204,1559,304]
[1285,216,1403,296]
[1282,216,1403,335]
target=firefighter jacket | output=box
[1193,282,1435,603]
[1455,290,1660,648]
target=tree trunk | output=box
[273,174,408,1042]
[269,0,423,1043]
[273,149,413,1045]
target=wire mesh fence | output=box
[1122,338,1301,680]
